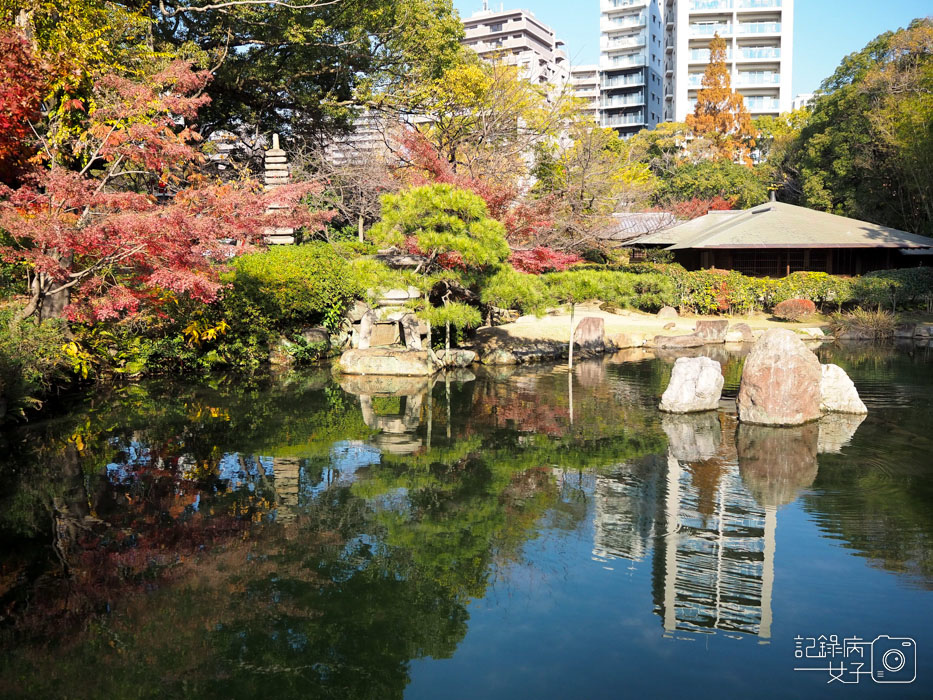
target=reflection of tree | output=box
[0,363,668,697]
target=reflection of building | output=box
[587,411,830,642]
[653,451,775,639]
[359,392,426,455]
[592,455,665,563]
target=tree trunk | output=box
[358,214,364,242]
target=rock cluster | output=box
[735,329,868,426]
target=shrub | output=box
[770,271,854,310]
[224,242,359,331]
[0,306,72,420]
[852,268,933,312]
[773,298,817,321]
[829,308,898,339]
[481,267,548,315]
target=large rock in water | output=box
[694,319,729,343]
[659,356,724,413]
[820,364,868,414]
[654,333,705,349]
[737,329,822,426]
[337,348,440,376]
[725,322,755,343]
[435,349,477,368]
[573,317,605,351]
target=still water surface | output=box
[1,343,931,698]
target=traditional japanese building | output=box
[626,201,933,276]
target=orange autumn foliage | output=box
[686,34,757,165]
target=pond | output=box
[1,343,932,698]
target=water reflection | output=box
[1,344,932,697]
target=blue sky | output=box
[452,1,930,95]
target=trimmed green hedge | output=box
[619,264,933,314]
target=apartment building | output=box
[599,0,667,136]
[461,4,570,88]
[668,0,794,121]
[569,64,601,120]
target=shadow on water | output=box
[0,341,931,697]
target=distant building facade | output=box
[461,4,570,87]
[593,1,795,136]
[792,92,815,111]
[569,64,601,120]
[599,0,667,136]
[667,0,794,122]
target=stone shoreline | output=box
[472,307,831,366]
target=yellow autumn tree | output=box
[686,33,756,164]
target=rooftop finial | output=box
[272,133,280,151]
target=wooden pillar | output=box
[827,250,834,275]
[785,251,790,277]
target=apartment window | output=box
[489,22,503,32]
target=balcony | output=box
[736,71,781,84]
[690,23,732,36]
[601,74,646,89]
[603,33,647,50]
[744,96,781,111]
[738,46,780,60]
[737,0,781,8]
[602,95,646,108]
[602,112,645,127]
[603,15,648,30]
[605,53,648,68]
[687,74,705,87]
[689,48,734,61]
[738,22,782,34]
[690,0,733,10]
[602,0,647,10]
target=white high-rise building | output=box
[667,0,794,122]
[792,92,814,111]
[569,64,601,120]
[599,0,667,136]
[461,4,570,88]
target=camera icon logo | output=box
[871,636,917,684]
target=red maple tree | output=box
[0,29,46,185]
[396,129,554,245]
[509,247,582,274]
[0,60,324,322]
